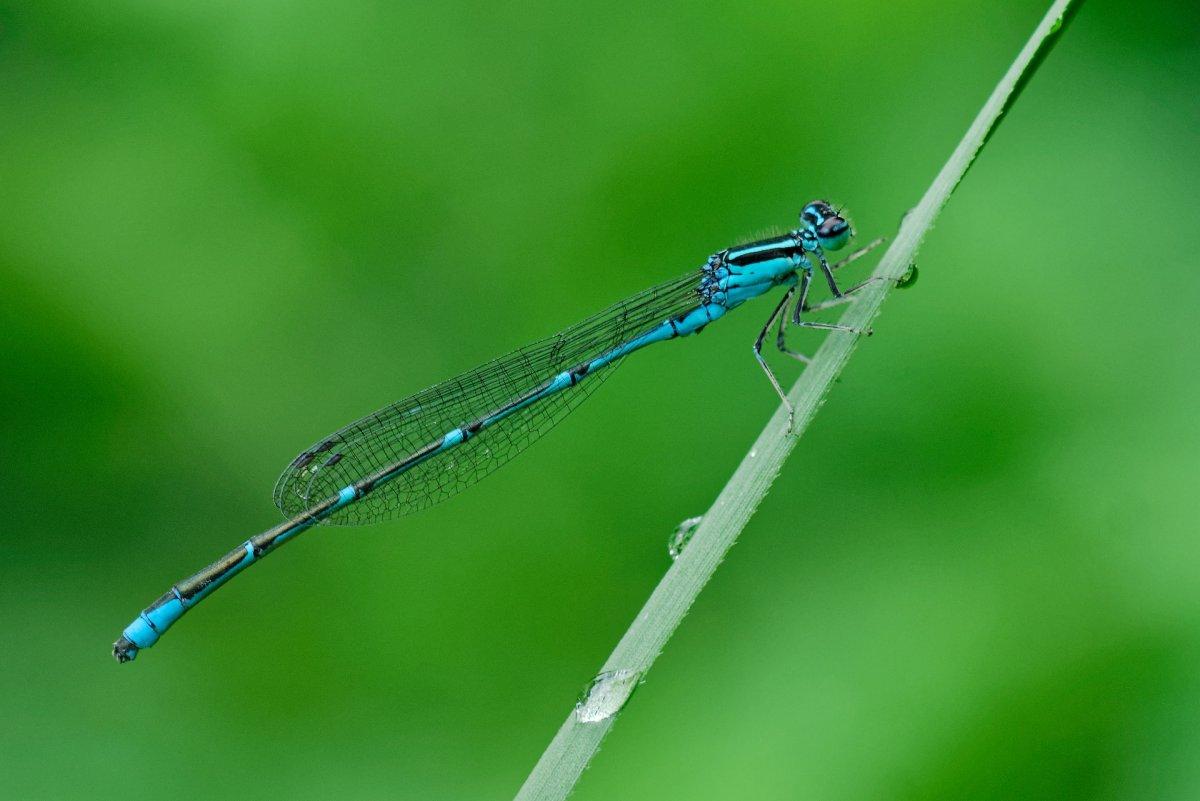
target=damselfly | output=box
[112,200,882,662]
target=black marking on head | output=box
[802,200,836,226]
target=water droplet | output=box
[897,262,919,289]
[668,516,703,560]
[749,449,757,458]
[574,669,641,723]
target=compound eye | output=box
[817,216,850,250]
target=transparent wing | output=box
[273,268,706,524]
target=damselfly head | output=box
[800,199,851,251]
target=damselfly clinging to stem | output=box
[112,200,885,663]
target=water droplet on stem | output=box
[668,516,703,560]
[574,669,641,723]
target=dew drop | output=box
[668,516,703,560]
[574,669,641,723]
[897,262,919,289]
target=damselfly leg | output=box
[774,271,819,365]
[754,286,799,430]
[775,303,811,366]
[790,267,864,334]
[834,236,887,273]
[802,237,887,314]
[816,249,844,297]
[771,236,886,367]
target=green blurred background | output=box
[2,0,1198,798]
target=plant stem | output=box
[514,1,1081,798]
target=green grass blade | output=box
[514,1,1081,798]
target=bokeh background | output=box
[2,1,1198,798]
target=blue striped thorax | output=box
[700,233,808,306]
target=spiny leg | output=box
[806,271,914,313]
[753,286,798,430]
[803,277,887,314]
[776,309,813,365]
[776,234,885,354]
[776,271,813,365]
[776,268,867,358]
[805,212,913,314]
[815,249,843,297]
[791,270,865,334]
[830,236,886,273]
[803,237,888,314]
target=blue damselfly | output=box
[113,200,882,662]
